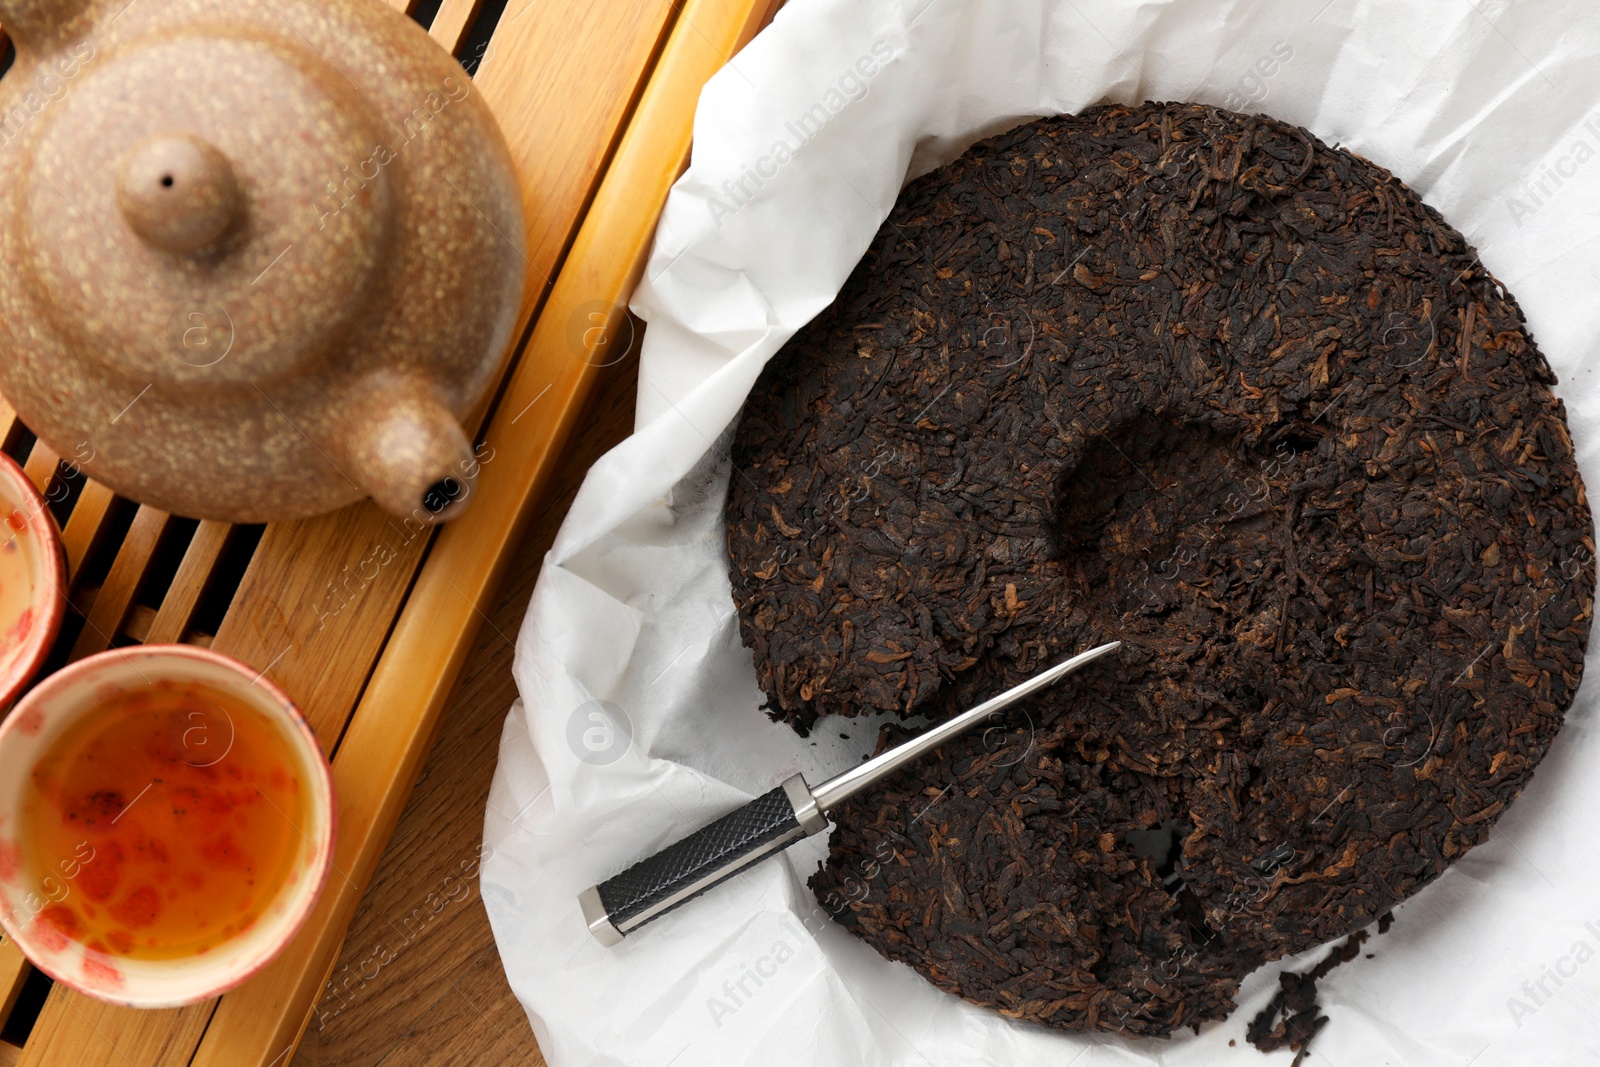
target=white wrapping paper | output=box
[481,1,1600,1063]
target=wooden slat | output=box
[0,940,29,1025]
[189,0,776,1062]
[67,506,170,660]
[479,0,674,331]
[0,397,22,454]
[19,445,55,496]
[143,520,231,646]
[0,1041,21,1067]
[16,999,213,1067]
[122,603,157,643]
[428,0,483,53]
[210,507,434,744]
[57,482,116,580]
[293,301,639,1067]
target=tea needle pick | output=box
[579,640,1120,946]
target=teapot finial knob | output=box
[116,134,241,253]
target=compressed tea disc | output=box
[726,101,1595,1035]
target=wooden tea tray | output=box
[0,0,780,1062]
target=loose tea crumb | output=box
[727,102,1594,1036]
[1247,930,1369,1061]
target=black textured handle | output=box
[598,785,804,932]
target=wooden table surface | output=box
[291,337,640,1067]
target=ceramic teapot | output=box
[0,0,525,524]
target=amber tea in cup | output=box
[0,646,335,1007]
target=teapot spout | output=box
[334,374,480,525]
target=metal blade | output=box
[809,640,1121,814]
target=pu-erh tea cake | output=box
[725,101,1596,1037]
